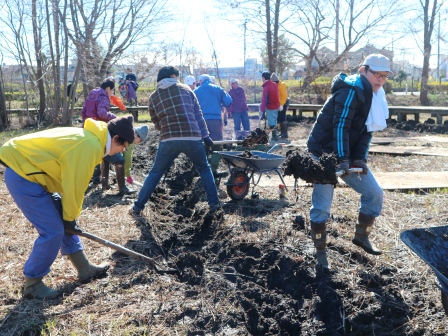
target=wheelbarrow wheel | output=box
[227,171,249,201]
[442,290,448,316]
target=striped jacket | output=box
[307,73,373,163]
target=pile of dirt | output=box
[241,128,269,147]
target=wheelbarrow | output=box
[400,225,448,315]
[216,144,287,200]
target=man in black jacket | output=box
[307,54,392,270]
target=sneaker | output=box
[129,207,142,217]
[126,176,134,184]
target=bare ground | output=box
[0,116,448,335]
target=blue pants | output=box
[310,168,384,223]
[233,112,250,131]
[133,140,219,210]
[205,119,223,141]
[4,168,83,278]
[266,109,279,128]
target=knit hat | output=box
[184,75,196,86]
[362,54,393,74]
[135,125,149,142]
[271,73,279,82]
[108,115,135,144]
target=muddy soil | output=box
[110,119,446,335]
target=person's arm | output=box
[259,87,267,112]
[279,83,288,106]
[123,143,135,177]
[97,93,117,121]
[332,88,359,162]
[221,89,232,108]
[191,92,209,138]
[148,100,160,130]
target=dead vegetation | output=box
[0,117,448,335]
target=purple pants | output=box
[4,168,83,278]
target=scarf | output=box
[365,87,389,132]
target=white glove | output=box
[279,105,283,111]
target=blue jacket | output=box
[307,73,373,163]
[194,80,232,120]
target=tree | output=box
[395,70,408,87]
[284,0,402,85]
[260,35,296,77]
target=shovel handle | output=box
[335,167,363,176]
[74,230,155,267]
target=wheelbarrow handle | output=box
[71,230,155,267]
[213,140,243,145]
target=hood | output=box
[84,118,109,146]
[157,78,178,89]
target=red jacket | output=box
[260,80,280,112]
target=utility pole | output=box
[437,11,440,87]
[335,0,339,54]
[243,19,247,79]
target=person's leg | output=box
[342,169,383,254]
[205,119,223,141]
[241,111,251,131]
[182,140,219,205]
[233,113,242,132]
[133,141,179,211]
[309,183,335,270]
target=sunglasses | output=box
[368,68,388,80]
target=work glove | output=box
[336,160,351,178]
[203,136,214,148]
[351,160,368,175]
[63,220,83,234]
[279,105,283,111]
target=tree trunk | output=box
[32,0,46,123]
[0,80,7,130]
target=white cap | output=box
[230,78,238,84]
[184,75,196,86]
[362,54,393,74]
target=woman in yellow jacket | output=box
[271,73,290,138]
[0,116,135,299]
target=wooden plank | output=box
[372,136,448,143]
[255,171,448,190]
[368,145,448,156]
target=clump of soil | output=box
[388,119,448,134]
[283,148,338,184]
[237,151,261,159]
[241,128,269,147]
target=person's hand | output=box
[203,136,214,147]
[279,105,283,111]
[351,160,368,175]
[259,111,265,120]
[336,160,350,177]
[63,220,83,234]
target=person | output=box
[306,54,392,270]
[194,74,232,176]
[260,72,280,141]
[124,125,149,185]
[66,83,77,102]
[82,80,135,195]
[129,66,220,217]
[125,67,138,106]
[271,73,290,139]
[118,77,127,99]
[227,78,250,140]
[105,70,115,82]
[0,115,135,299]
[184,75,197,90]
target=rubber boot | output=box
[67,250,110,283]
[23,277,60,299]
[91,164,101,184]
[115,163,136,195]
[352,212,382,255]
[280,122,289,139]
[101,161,112,190]
[270,126,278,141]
[311,221,329,270]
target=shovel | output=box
[67,229,178,275]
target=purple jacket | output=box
[228,87,247,113]
[81,88,117,124]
